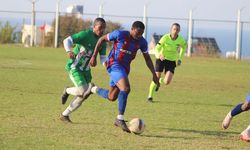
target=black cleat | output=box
[155,86,159,92]
[59,114,72,123]
[147,97,153,103]
[114,118,131,133]
[61,87,69,105]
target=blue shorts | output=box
[246,93,250,102]
[107,65,128,87]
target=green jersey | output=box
[155,33,187,61]
[65,29,106,72]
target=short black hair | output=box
[132,21,145,30]
[93,17,106,26]
[172,23,180,28]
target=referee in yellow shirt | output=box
[147,23,187,102]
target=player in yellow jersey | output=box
[147,23,187,102]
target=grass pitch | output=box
[0,44,249,150]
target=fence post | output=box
[54,0,60,48]
[236,8,243,60]
[187,9,193,57]
[143,4,148,39]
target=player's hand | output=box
[67,51,75,59]
[152,75,160,90]
[159,54,165,61]
[177,59,181,66]
[89,57,97,67]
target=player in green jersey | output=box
[60,18,107,122]
[147,23,187,102]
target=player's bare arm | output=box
[90,35,108,67]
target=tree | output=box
[45,15,123,47]
[0,21,16,44]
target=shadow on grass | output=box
[141,128,239,140]
[162,128,239,137]
[164,101,234,108]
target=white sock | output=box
[117,115,124,120]
[62,96,84,116]
[62,109,71,116]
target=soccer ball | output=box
[128,118,145,134]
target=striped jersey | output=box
[106,30,148,73]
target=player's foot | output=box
[114,118,131,133]
[60,114,72,123]
[61,87,69,105]
[222,112,232,129]
[155,86,159,92]
[240,126,250,142]
[91,84,99,94]
[147,97,153,103]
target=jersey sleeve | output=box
[155,34,167,58]
[71,30,88,44]
[107,30,119,41]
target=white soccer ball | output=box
[128,118,145,134]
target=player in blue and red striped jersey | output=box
[90,21,160,133]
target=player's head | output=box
[93,17,106,37]
[170,23,180,39]
[130,21,145,40]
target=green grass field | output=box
[0,44,249,150]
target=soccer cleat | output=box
[155,86,159,92]
[91,85,99,94]
[147,97,153,103]
[240,126,250,142]
[61,87,69,105]
[114,118,131,133]
[60,114,72,123]
[222,112,233,129]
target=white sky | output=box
[1,0,249,21]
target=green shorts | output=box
[68,69,92,87]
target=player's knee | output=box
[123,87,130,94]
[242,102,250,111]
[108,95,118,101]
[164,80,171,85]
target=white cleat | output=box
[91,85,99,94]
[222,112,233,129]
[240,125,250,142]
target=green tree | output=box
[0,21,16,43]
[45,15,123,47]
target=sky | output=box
[0,0,249,21]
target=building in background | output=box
[22,24,52,47]
[148,33,221,57]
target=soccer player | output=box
[89,21,160,133]
[222,92,250,129]
[240,125,250,142]
[147,23,187,102]
[60,17,107,123]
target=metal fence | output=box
[0,9,250,59]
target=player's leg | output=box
[60,70,92,122]
[222,93,250,129]
[162,60,176,85]
[147,59,163,102]
[62,70,89,104]
[114,76,131,133]
[240,125,250,142]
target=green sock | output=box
[159,78,164,84]
[148,81,157,98]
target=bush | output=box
[0,21,16,44]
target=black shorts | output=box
[155,59,176,74]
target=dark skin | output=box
[90,27,160,113]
